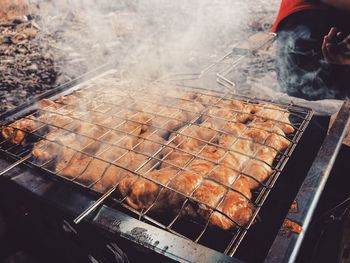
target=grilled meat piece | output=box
[252,104,294,134]
[192,180,226,208]
[160,148,193,169]
[32,131,95,165]
[216,120,291,189]
[36,99,58,109]
[100,130,136,150]
[187,159,215,176]
[32,111,74,130]
[92,165,130,193]
[118,167,178,210]
[59,152,92,179]
[98,146,129,163]
[100,151,155,194]
[135,131,166,156]
[210,183,252,229]
[2,118,42,144]
[188,159,240,187]
[124,112,153,134]
[185,92,222,105]
[219,137,273,189]
[64,121,108,139]
[134,102,188,134]
[170,125,217,153]
[202,118,247,137]
[1,98,76,145]
[59,149,153,185]
[32,140,59,163]
[77,158,110,185]
[242,147,277,189]
[2,89,298,232]
[93,149,155,193]
[175,175,252,230]
[205,102,252,124]
[56,95,80,105]
[168,171,203,195]
[55,148,77,172]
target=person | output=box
[272,0,350,100]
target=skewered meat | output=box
[32,111,74,129]
[150,113,187,136]
[242,147,277,189]
[2,118,44,144]
[56,95,80,105]
[2,87,297,231]
[59,152,92,179]
[92,165,130,193]
[32,140,60,163]
[187,92,222,105]
[55,148,77,172]
[32,131,95,164]
[219,136,276,189]
[210,184,252,229]
[77,158,111,185]
[160,148,193,169]
[118,167,178,210]
[135,131,166,156]
[192,180,226,208]
[64,121,108,139]
[2,99,72,145]
[205,103,252,124]
[170,125,217,153]
[93,150,156,193]
[100,130,136,149]
[180,176,252,230]
[252,104,294,134]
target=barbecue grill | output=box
[1,38,350,262]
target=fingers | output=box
[327,27,338,43]
[322,28,350,65]
[322,37,333,63]
[337,35,350,53]
[323,27,337,55]
[322,28,337,63]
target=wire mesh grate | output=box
[0,70,313,255]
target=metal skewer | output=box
[74,186,116,224]
[0,153,32,176]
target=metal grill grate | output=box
[0,70,312,256]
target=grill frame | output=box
[265,101,350,263]
[0,69,313,259]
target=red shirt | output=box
[271,0,326,32]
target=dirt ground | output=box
[0,0,29,21]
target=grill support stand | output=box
[265,101,350,263]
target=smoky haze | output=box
[26,0,344,115]
[28,0,278,80]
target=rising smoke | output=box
[28,0,274,80]
[26,0,343,115]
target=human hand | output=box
[322,27,350,65]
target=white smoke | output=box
[27,0,279,79]
[26,0,344,115]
